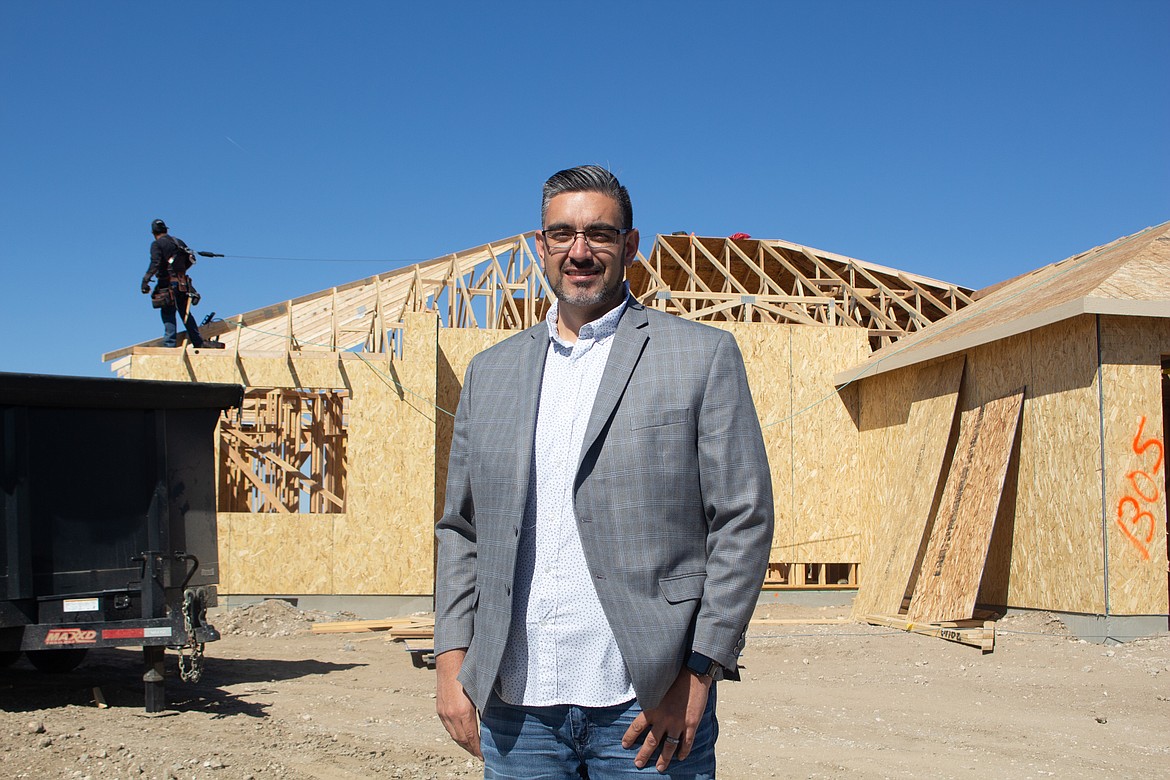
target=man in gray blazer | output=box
[435,165,773,777]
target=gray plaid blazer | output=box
[434,300,773,710]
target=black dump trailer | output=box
[0,372,242,711]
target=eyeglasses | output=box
[540,227,631,253]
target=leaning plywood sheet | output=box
[908,388,1025,623]
[851,356,965,619]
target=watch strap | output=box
[685,651,723,681]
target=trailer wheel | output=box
[0,651,20,668]
[27,649,88,673]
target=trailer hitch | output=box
[129,551,210,683]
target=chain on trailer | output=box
[176,587,207,683]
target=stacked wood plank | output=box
[310,615,434,640]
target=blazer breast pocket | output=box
[629,408,690,431]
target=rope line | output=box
[215,253,431,264]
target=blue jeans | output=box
[161,291,203,348]
[480,689,717,779]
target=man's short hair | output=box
[541,165,633,229]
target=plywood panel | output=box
[215,511,235,593]
[436,329,515,524]
[128,352,358,388]
[987,317,1104,613]
[130,319,445,597]
[855,355,921,595]
[1100,316,1170,615]
[714,323,794,563]
[221,512,335,593]
[908,388,1025,622]
[852,356,964,618]
[333,312,439,595]
[785,326,869,562]
[963,332,1031,408]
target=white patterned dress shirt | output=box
[496,295,636,707]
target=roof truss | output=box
[629,235,973,349]
[104,233,972,362]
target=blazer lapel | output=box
[513,324,549,493]
[578,302,650,472]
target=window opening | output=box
[219,388,348,513]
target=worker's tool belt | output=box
[151,273,196,309]
[169,273,192,294]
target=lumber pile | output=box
[865,612,997,653]
[310,615,434,640]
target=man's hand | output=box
[141,279,151,294]
[621,667,711,772]
[435,649,482,760]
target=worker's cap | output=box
[151,219,168,234]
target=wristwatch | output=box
[685,651,723,681]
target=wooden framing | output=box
[103,232,976,602]
[218,388,348,514]
[763,562,859,589]
[629,235,971,349]
[104,233,971,365]
[104,221,1170,621]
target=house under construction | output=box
[103,224,1170,639]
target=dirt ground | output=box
[1,600,1166,779]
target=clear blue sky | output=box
[2,1,1167,377]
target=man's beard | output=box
[551,267,625,311]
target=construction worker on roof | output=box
[141,219,206,348]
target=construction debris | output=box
[865,613,996,653]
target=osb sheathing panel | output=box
[858,316,1119,615]
[786,326,868,562]
[908,389,1025,622]
[852,356,964,619]
[128,312,443,597]
[128,352,352,388]
[1100,315,1170,615]
[436,329,515,524]
[331,311,438,595]
[983,317,1105,613]
[712,324,869,564]
[217,511,335,593]
[719,323,792,561]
